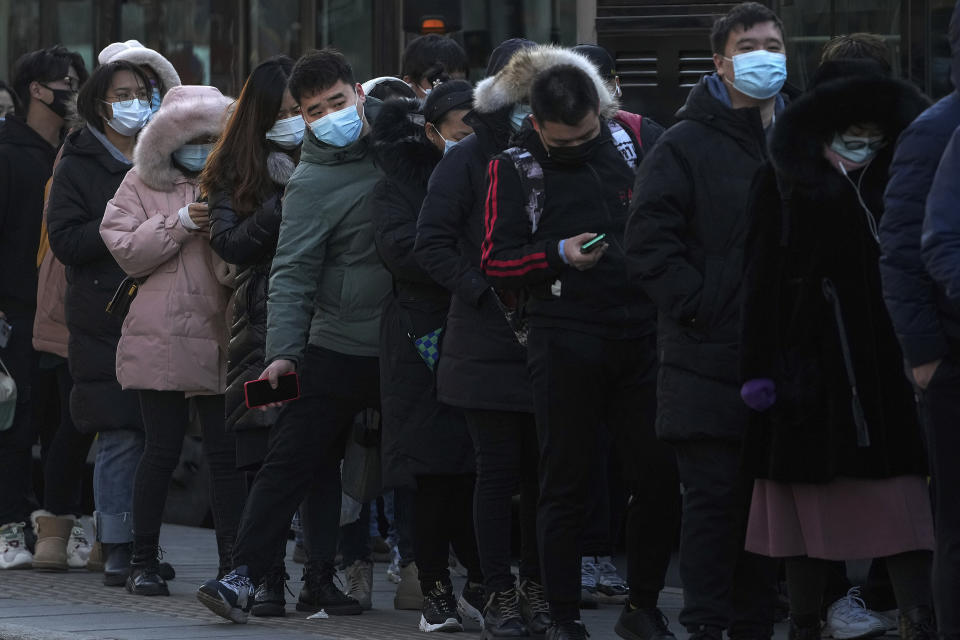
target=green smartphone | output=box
[580,233,607,254]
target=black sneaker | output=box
[196,566,254,624]
[518,578,551,637]
[482,587,528,638]
[251,568,288,617]
[458,581,485,630]
[615,605,675,640]
[125,552,169,597]
[546,620,589,640]
[296,564,363,615]
[420,581,463,633]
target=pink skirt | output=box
[745,475,934,560]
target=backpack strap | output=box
[503,146,546,235]
[607,118,640,170]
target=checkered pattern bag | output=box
[413,328,443,371]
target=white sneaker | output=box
[595,556,629,604]
[580,556,600,608]
[824,587,888,640]
[66,524,92,569]
[0,521,33,569]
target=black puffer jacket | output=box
[414,107,533,413]
[46,125,142,434]
[625,75,783,442]
[740,69,929,483]
[209,152,295,441]
[372,98,474,488]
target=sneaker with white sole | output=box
[66,525,92,569]
[0,522,33,570]
[387,546,402,583]
[420,581,463,633]
[595,556,629,604]
[457,581,485,630]
[196,566,255,624]
[580,556,599,609]
[824,587,888,640]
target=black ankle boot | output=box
[103,542,132,587]
[216,534,235,581]
[252,567,288,617]
[899,606,937,640]
[125,544,170,597]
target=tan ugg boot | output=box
[30,510,73,572]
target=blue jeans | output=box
[94,429,144,543]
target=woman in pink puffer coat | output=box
[100,85,246,596]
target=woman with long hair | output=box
[100,85,246,596]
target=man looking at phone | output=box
[197,48,391,622]
[480,63,660,640]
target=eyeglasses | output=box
[838,136,887,151]
[42,76,81,92]
[103,92,151,104]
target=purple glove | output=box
[741,378,776,412]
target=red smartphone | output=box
[244,373,300,409]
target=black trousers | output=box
[921,356,960,638]
[415,473,483,591]
[133,391,245,541]
[673,439,778,637]
[233,346,380,581]
[42,361,93,516]
[527,327,675,615]
[465,409,541,593]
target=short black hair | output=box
[820,33,891,74]
[710,2,784,55]
[12,45,89,110]
[402,34,468,85]
[289,48,355,103]
[77,61,151,133]
[0,79,21,116]
[530,65,600,127]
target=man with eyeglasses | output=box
[0,45,87,570]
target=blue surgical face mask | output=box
[509,104,532,132]
[309,100,364,147]
[266,114,305,149]
[430,123,459,155]
[173,143,214,172]
[150,88,162,114]
[723,50,787,100]
[103,98,153,136]
[829,133,885,165]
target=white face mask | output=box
[309,101,364,148]
[104,98,153,136]
[509,104,532,132]
[722,50,787,100]
[173,143,214,172]
[266,114,305,149]
[829,133,885,165]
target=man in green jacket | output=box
[197,48,391,623]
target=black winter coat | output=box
[46,126,142,434]
[209,152,294,465]
[0,116,57,312]
[740,71,929,483]
[371,98,474,489]
[625,76,779,442]
[414,108,533,413]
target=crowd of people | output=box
[0,2,958,640]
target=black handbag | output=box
[105,276,143,319]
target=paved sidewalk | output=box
[0,524,694,640]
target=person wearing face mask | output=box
[197,49,393,624]
[739,59,935,640]
[480,61,666,640]
[201,56,306,616]
[401,34,469,100]
[415,37,553,640]
[370,80,485,633]
[44,60,156,582]
[98,40,181,118]
[99,85,246,597]
[0,45,87,571]
[626,3,791,640]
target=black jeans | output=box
[673,439,778,638]
[921,355,960,638]
[42,360,93,515]
[233,346,380,581]
[527,328,674,618]
[0,306,39,525]
[133,391,245,541]
[415,474,483,591]
[465,409,540,593]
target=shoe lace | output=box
[499,587,523,620]
[223,571,251,590]
[346,564,368,594]
[836,587,872,621]
[427,582,457,614]
[522,580,549,615]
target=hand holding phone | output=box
[580,233,607,254]
[245,372,300,409]
[562,232,608,271]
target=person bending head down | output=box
[530,64,602,164]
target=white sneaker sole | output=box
[420,614,463,633]
[0,552,33,570]
[196,588,249,624]
[457,596,484,631]
[823,623,887,640]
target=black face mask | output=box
[39,85,75,119]
[542,132,601,166]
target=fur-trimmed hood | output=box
[473,45,619,117]
[99,40,182,94]
[267,151,296,186]
[134,85,232,192]
[371,98,441,187]
[770,70,929,195]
